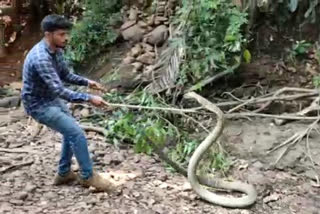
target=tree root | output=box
[0,160,34,174]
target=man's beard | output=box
[55,44,66,49]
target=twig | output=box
[270,119,319,165]
[101,100,204,114]
[186,69,234,93]
[256,87,319,113]
[0,148,35,154]
[228,97,254,113]
[0,160,34,174]
[226,112,320,120]
[274,97,320,126]
[266,133,299,154]
[216,92,318,108]
[180,112,210,133]
[222,92,245,102]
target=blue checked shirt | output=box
[21,39,91,115]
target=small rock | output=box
[131,44,142,57]
[43,192,57,200]
[159,183,168,189]
[132,62,143,71]
[263,193,281,203]
[137,53,155,65]
[145,25,169,46]
[80,108,90,118]
[138,21,148,28]
[120,20,136,30]
[121,25,144,43]
[15,192,28,200]
[142,42,154,52]
[147,15,155,26]
[182,182,192,191]
[128,7,138,21]
[9,199,24,206]
[0,202,13,212]
[155,16,168,22]
[123,56,135,64]
[25,183,36,193]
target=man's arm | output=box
[35,58,91,102]
[58,53,89,86]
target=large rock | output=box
[145,25,168,46]
[128,7,138,21]
[120,20,136,30]
[137,52,155,65]
[121,25,144,43]
[131,44,142,57]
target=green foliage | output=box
[65,0,122,65]
[83,90,229,173]
[288,40,312,64]
[209,152,231,174]
[175,0,248,86]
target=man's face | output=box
[49,29,69,48]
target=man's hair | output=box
[41,14,73,32]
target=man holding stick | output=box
[21,14,114,191]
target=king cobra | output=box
[183,92,257,208]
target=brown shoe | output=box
[53,171,77,185]
[79,171,116,192]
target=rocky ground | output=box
[0,105,320,214]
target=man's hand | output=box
[88,80,104,91]
[89,95,104,107]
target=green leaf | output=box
[243,49,251,64]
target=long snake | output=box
[183,92,257,208]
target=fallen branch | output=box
[255,87,319,113]
[0,148,35,154]
[274,97,320,126]
[226,112,320,120]
[0,160,34,174]
[266,119,320,165]
[101,100,203,114]
[186,70,233,93]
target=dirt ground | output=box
[0,108,320,214]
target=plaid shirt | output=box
[21,39,91,115]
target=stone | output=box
[137,53,155,65]
[132,62,143,71]
[141,42,154,52]
[147,15,155,26]
[128,7,138,21]
[131,44,142,57]
[138,21,148,28]
[80,108,90,118]
[155,16,168,22]
[145,25,169,46]
[120,20,136,30]
[123,56,135,64]
[9,199,24,206]
[15,192,28,200]
[121,25,144,43]
[25,183,37,193]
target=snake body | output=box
[184,92,257,208]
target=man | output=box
[21,14,114,191]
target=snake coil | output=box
[184,92,257,208]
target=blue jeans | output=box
[30,99,93,179]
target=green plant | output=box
[288,40,312,64]
[174,0,248,86]
[65,0,122,65]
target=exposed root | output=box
[0,160,34,174]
